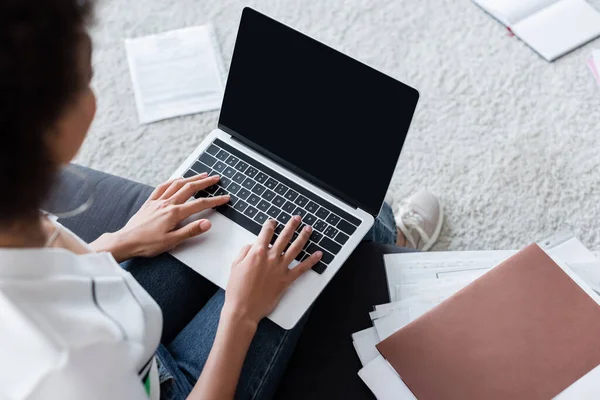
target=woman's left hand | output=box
[91,173,230,262]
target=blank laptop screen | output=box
[218,8,419,216]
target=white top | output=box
[0,222,163,400]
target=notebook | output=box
[473,0,600,61]
[376,244,600,400]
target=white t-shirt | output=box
[0,223,163,400]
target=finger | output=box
[288,251,323,282]
[170,218,212,242]
[149,178,179,200]
[178,195,230,218]
[170,175,221,204]
[256,219,277,248]
[273,215,302,254]
[233,244,252,264]
[160,173,209,200]
[283,223,312,264]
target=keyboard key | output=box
[194,190,209,198]
[206,184,219,195]
[233,172,245,184]
[310,230,323,244]
[273,195,286,207]
[217,203,262,236]
[216,150,229,160]
[284,189,299,202]
[306,201,319,213]
[251,184,266,196]
[265,178,278,190]
[274,183,288,195]
[275,223,285,234]
[334,232,349,245]
[225,155,239,166]
[316,207,329,220]
[312,262,327,274]
[245,166,258,178]
[294,195,309,207]
[213,161,227,172]
[244,206,258,219]
[199,152,217,167]
[254,212,268,225]
[270,233,279,246]
[326,213,341,226]
[247,194,260,206]
[324,225,339,239]
[313,220,327,232]
[293,207,307,217]
[215,188,228,197]
[234,200,248,213]
[191,161,211,174]
[227,183,241,194]
[255,172,268,183]
[242,177,255,190]
[306,243,334,264]
[303,213,317,226]
[282,201,296,213]
[337,219,358,235]
[228,195,238,206]
[206,144,220,156]
[238,188,251,200]
[183,169,196,178]
[319,237,341,255]
[234,160,248,172]
[261,190,276,202]
[257,200,270,212]
[278,212,291,225]
[219,177,231,188]
[267,206,281,218]
[223,167,236,178]
[295,251,305,262]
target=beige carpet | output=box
[78,0,600,251]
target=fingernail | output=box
[200,220,211,230]
[294,215,301,222]
[304,225,313,232]
[315,251,323,258]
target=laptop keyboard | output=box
[182,138,361,274]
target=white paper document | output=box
[357,235,600,399]
[125,25,225,124]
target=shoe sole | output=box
[421,198,444,252]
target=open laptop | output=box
[169,7,419,329]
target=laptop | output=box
[169,7,419,329]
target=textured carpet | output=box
[79,0,600,251]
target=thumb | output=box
[173,219,212,241]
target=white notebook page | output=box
[512,0,600,61]
[473,0,557,25]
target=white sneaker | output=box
[394,189,443,251]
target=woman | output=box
[0,1,442,399]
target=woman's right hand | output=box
[223,216,323,326]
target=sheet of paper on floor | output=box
[125,25,225,124]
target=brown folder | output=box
[376,244,600,400]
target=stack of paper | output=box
[588,50,600,87]
[353,234,600,399]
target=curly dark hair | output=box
[0,0,93,224]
